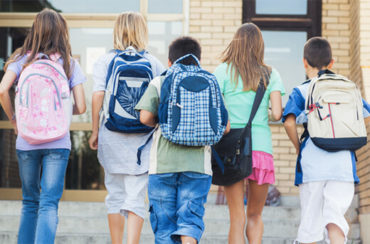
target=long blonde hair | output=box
[5,8,72,79]
[221,23,270,91]
[114,12,148,51]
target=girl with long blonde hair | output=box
[213,23,285,244]
[88,12,164,244]
[0,8,86,243]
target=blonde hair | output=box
[221,23,270,91]
[5,8,72,79]
[114,12,148,51]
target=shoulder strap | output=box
[245,72,270,128]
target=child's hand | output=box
[295,143,300,155]
[11,119,17,135]
[89,131,99,150]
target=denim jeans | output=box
[148,172,212,244]
[16,149,70,244]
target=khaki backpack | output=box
[305,70,367,151]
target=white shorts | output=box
[104,171,148,219]
[296,181,354,243]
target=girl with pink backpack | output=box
[0,9,86,244]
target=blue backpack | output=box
[158,54,228,146]
[103,47,154,133]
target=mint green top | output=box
[213,63,285,154]
[135,76,212,175]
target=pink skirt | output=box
[247,151,275,185]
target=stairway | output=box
[0,195,361,244]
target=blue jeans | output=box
[148,172,212,244]
[16,149,70,244]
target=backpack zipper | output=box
[33,61,68,80]
[19,73,62,110]
[328,103,335,138]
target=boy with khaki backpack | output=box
[283,37,370,243]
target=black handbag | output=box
[212,76,268,186]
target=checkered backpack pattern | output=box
[158,54,228,146]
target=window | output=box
[0,0,188,195]
[243,0,322,103]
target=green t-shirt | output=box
[213,63,286,154]
[135,76,212,175]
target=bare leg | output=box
[126,211,144,244]
[181,235,197,244]
[224,180,246,244]
[108,213,124,244]
[326,223,345,244]
[245,180,269,244]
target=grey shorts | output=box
[104,172,148,219]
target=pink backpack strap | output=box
[28,52,61,62]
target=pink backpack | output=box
[15,53,72,144]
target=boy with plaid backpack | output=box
[136,36,229,244]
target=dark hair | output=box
[304,37,332,69]
[168,36,201,65]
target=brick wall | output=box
[357,0,370,215]
[189,0,242,72]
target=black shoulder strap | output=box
[245,72,269,128]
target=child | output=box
[135,36,228,244]
[0,9,86,244]
[213,23,285,244]
[88,12,164,244]
[283,37,370,244]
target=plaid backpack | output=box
[103,47,154,133]
[158,54,228,146]
[305,69,367,151]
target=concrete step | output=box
[0,215,361,240]
[0,232,362,244]
[0,197,361,243]
[0,200,303,220]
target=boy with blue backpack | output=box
[135,36,229,244]
[283,37,370,244]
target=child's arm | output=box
[89,91,104,150]
[0,70,17,134]
[270,91,283,121]
[140,110,157,127]
[72,84,86,115]
[224,120,230,135]
[283,114,300,154]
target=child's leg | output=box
[104,172,126,244]
[224,179,246,244]
[245,180,269,244]
[181,235,197,244]
[121,174,148,244]
[296,182,325,244]
[127,211,144,244]
[326,223,345,244]
[323,181,354,244]
[108,214,125,244]
[148,173,178,244]
[172,172,212,243]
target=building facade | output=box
[0,0,369,241]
